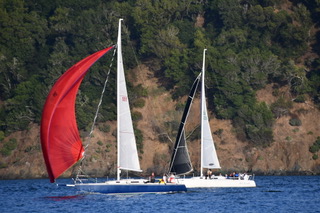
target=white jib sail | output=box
[200,49,221,176]
[117,19,142,180]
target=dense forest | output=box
[0,0,320,157]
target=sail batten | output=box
[119,167,143,172]
[41,46,114,183]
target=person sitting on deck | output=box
[149,172,155,183]
[234,173,239,178]
[162,173,167,183]
[168,173,175,183]
[205,169,212,179]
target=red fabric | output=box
[40,46,114,183]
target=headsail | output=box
[41,46,114,183]
[200,49,220,176]
[168,73,201,175]
[117,19,142,180]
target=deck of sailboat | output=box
[177,176,256,188]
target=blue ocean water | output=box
[0,176,319,213]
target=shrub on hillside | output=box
[289,117,302,126]
[134,128,144,153]
[133,98,145,108]
[309,137,320,160]
[293,95,306,103]
[312,154,318,160]
[310,145,319,153]
[0,131,4,142]
[132,111,143,121]
[99,124,110,133]
[233,102,274,147]
[271,97,293,118]
[309,137,320,154]
[0,138,17,156]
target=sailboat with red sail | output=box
[40,19,186,194]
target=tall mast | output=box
[200,49,207,177]
[117,19,123,181]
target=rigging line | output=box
[186,124,200,140]
[86,46,117,148]
[78,46,117,171]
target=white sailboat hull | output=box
[169,49,257,189]
[178,176,256,188]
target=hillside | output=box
[1,0,320,180]
[0,64,319,180]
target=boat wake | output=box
[44,194,85,201]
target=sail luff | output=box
[200,49,206,177]
[168,73,201,175]
[117,19,142,181]
[41,46,114,183]
[200,49,221,175]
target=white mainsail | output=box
[167,49,255,188]
[117,19,142,180]
[200,49,220,177]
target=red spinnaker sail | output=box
[40,46,114,183]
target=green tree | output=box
[132,0,201,55]
[216,28,248,51]
[212,0,244,29]
[151,26,186,60]
[3,76,45,131]
[164,48,191,95]
[307,68,320,106]
[0,0,48,99]
[238,48,280,89]
[234,102,274,146]
[246,5,266,29]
